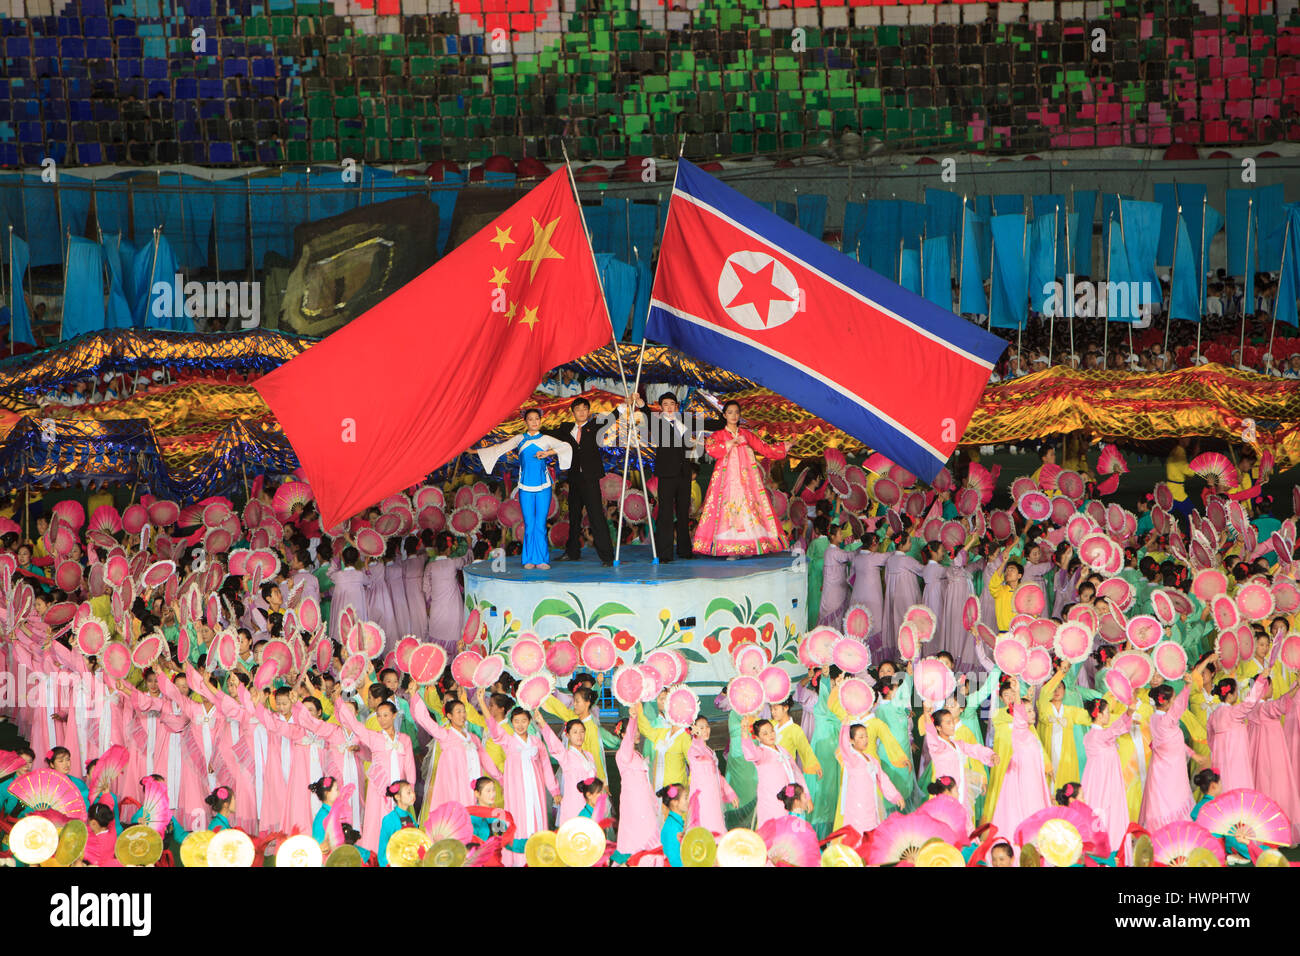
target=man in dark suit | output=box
[547,396,614,566]
[647,392,719,562]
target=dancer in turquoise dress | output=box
[309,775,339,843]
[376,780,418,867]
[476,408,572,570]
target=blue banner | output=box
[922,236,952,311]
[62,236,107,340]
[797,193,828,240]
[959,211,989,315]
[7,235,34,346]
[1028,214,1057,314]
[990,214,1028,329]
[1169,215,1200,323]
[1072,190,1097,275]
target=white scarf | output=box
[653,728,685,791]
[449,726,481,783]
[515,734,545,835]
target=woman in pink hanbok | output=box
[1080,698,1132,853]
[687,715,738,834]
[1140,684,1204,830]
[401,538,428,640]
[407,691,495,824]
[478,690,559,866]
[1206,676,1267,792]
[238,685,293,832]
[383,538,413,645]
[535,713,596,827]
[423,533,471,650]
[836,721,904,835]
[327,547,370,640]
[365,557,399,648]
[921,706,995,830]
[615,712,659,860]
[989,699,1051,841]
[1247,682,1300,841]
[186,667,259,834]
[692,400,789,557]
[740,716,805,828]
[157,671,216,831]
[337,700,416,854]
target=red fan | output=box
[770,489,790,519]
[758,814,821,868]
[936,521,963,552]
[263,639,294,677]
[451,651,482,687]
[509,637,546,677]
[995,637,1028,675]
[886,463,917,488]
[449,507,481,536]
[415,507,444,533]
[1211,594,1240,631]
[841,485,869,514]
[355,528,384,558]
[833,637,871,674]
[1153,642,1188,681]
[546,639,580,677]
[1097,443,1128,476]
[139,560,173,589]
[844,605,873,642]
[988,510,1014,541]
[1154,482,1173,512]
[902,491,927,518]
[1035,463,1062,493]
[460,608,482,647]
[272,481,313,521]
[662,686,698,727]
[624,492,649,524]
[147,499,180,527]
[1151,507,1170,535]
[580,634,617,672]
[204,528,233,554]
[254,660,280,688]
[473,494,501,523]
[1195,789,1292,847]
[1189,452,1234,490]
[1112,651,1153,689]
[334,653,364,691]
[1125,615,1163,650]
[734,643,767,676]
[1235,582,1274,621]
[726,675,765,715]
[873,477,901,507]
[10,769,88,819]
[1054,622,1092,663]
[379,492,411,515]
[44,602,76,628]
[227,549,250,577]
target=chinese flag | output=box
[255,169,610,529]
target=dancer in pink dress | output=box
[740,716,805,828]
[535,713,596,826]
[187,667,259,834]
[477,689,558,866]
[989,700,1051,841]
[687,715,738,834]
[157,670,216,832]
[614,713,659,861]
[836,721,905,834]
[407,690,494,819]
[1247,681,1300,841]
[337,699,417,854]
[1079,698,1132,853]
[1206,675,1268,791]
[921,705,996,830]
[1139,684,1205,830]
[692,400,789,557]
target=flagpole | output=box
[1164,203,1181,357]
[1196,194,1207,362]
[1048,204,1058,363]
[4,226,11,352]
[1268,214,1291,364]
[1017,217,1026,370]
[1063,198,1075,362]
[559,142,656,566]
[956,196,966,315]
[1241,197,1254,361]
[59,227,70,342]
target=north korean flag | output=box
[648,160,1006,482]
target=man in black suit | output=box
[548,397,614,566]
[647,392,719,562]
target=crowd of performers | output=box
[0,405,1298,865]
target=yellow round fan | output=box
[53,819,88,866]
[325,845,363,867]
[207,828,255,867]
[10,816,59,865]
[1254,848,1288,867]
[1187,847,1222,867]
[716,828,768,867]
[386,828,432,868]
[422,839,467,868]
[180,830,214,868]
[556,817,605,868]
[681,827,718,867]
[915,840,965,867]
[1035,819,1083,868]
[115,824,164,867]
[820,842,864,867]
[524,831,562,868]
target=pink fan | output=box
[453,486,475,510]
[833,638,871,674]
[988,510,1014,540]
[409,644,448,685]
[1051,470,1083,500]
[1053,622,1092,663]
[355,528,384,558]
[262,639,294,677]
[1151,589,1176,624]
[827,471,851,498]
[458,609,482,648]
[1104,669,1134,708]
[873,477,901,507]
[931,467,954,492]
[355,621,383,659]
[994,637,1028,675]
[1211,594,1240,631]
[472,654,505,689]
[954,488,979,516]
[915,657,957,704]
[1097,607,1127,645]
[141,560,174,589]
[904,606,936,642]
[146,499,180,527]
[451,651,483,687]
[805,626,840,665]
[643,650,679,689]
[1196,789,1292,847]
[418,507,446,533]
[663,686,699,726]
[394,636,420,672]
[339,654,367,691]
[1215,631,1240,673]
[100,641,131,679]
[545,639,580,677]
[1277,634,1300,671]
[1192,568,1228,603]
[1026,619,1056,648]
[1149,820,1226,866]
[298,597,320,634]
[734,643,766,677]
[75,618,108,656]
[131,634,163,669]
[1012,583,1045,617]
[45,602,76,627]
[961,596,980,631]
[312,636,332,674]
[272,481,312,521]
[612,666,647,707]
[1235,582,1273,621]
[54,560,82,593]
[1018,491,1052,523]
[1078,534,1114,571]
[450,507,480,536]
[212,631,238,671]
[897,621,920,661]
[1011,476,1037,501]
[373,514,401,537]
[939,521,965,552]
[579,634,616,672]
[1153,642,1188,681]
[1271,579,1300,614]
[844,605,873,642]
[517,674,555,711]
[547,521,570,548]
[1049,497,1074,527]
[758,814,821,868]
[759,666,791,703]
[509,637,546,677]
[1112,651,1153,689]
[204,528,232,554]
[254,660,280,688]
[1124,614,1162,650]
[726,675,765,715]
[1095,577,1133,611]
[226,549,250,577]
[1022,647,1052,684]
[1065,514,1094,547]
[838,677,875,717]
[89,504,122,535]
[474,494,500,523]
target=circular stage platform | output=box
[463,545,809,683]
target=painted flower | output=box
[761,622,775,643]
[727,626,758,654]
[613,630,636,651]
[659,608,672,623]
[569,629,599,651]
[679,631,694,645]
[703,634,722,654]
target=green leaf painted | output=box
[589,601,635,624]
[752,601,780,622]
[705,596,741,623]
[532,598,580,627]
[680,647,709,663]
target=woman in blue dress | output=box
[476,408,572,570]
[376,780,418,867]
